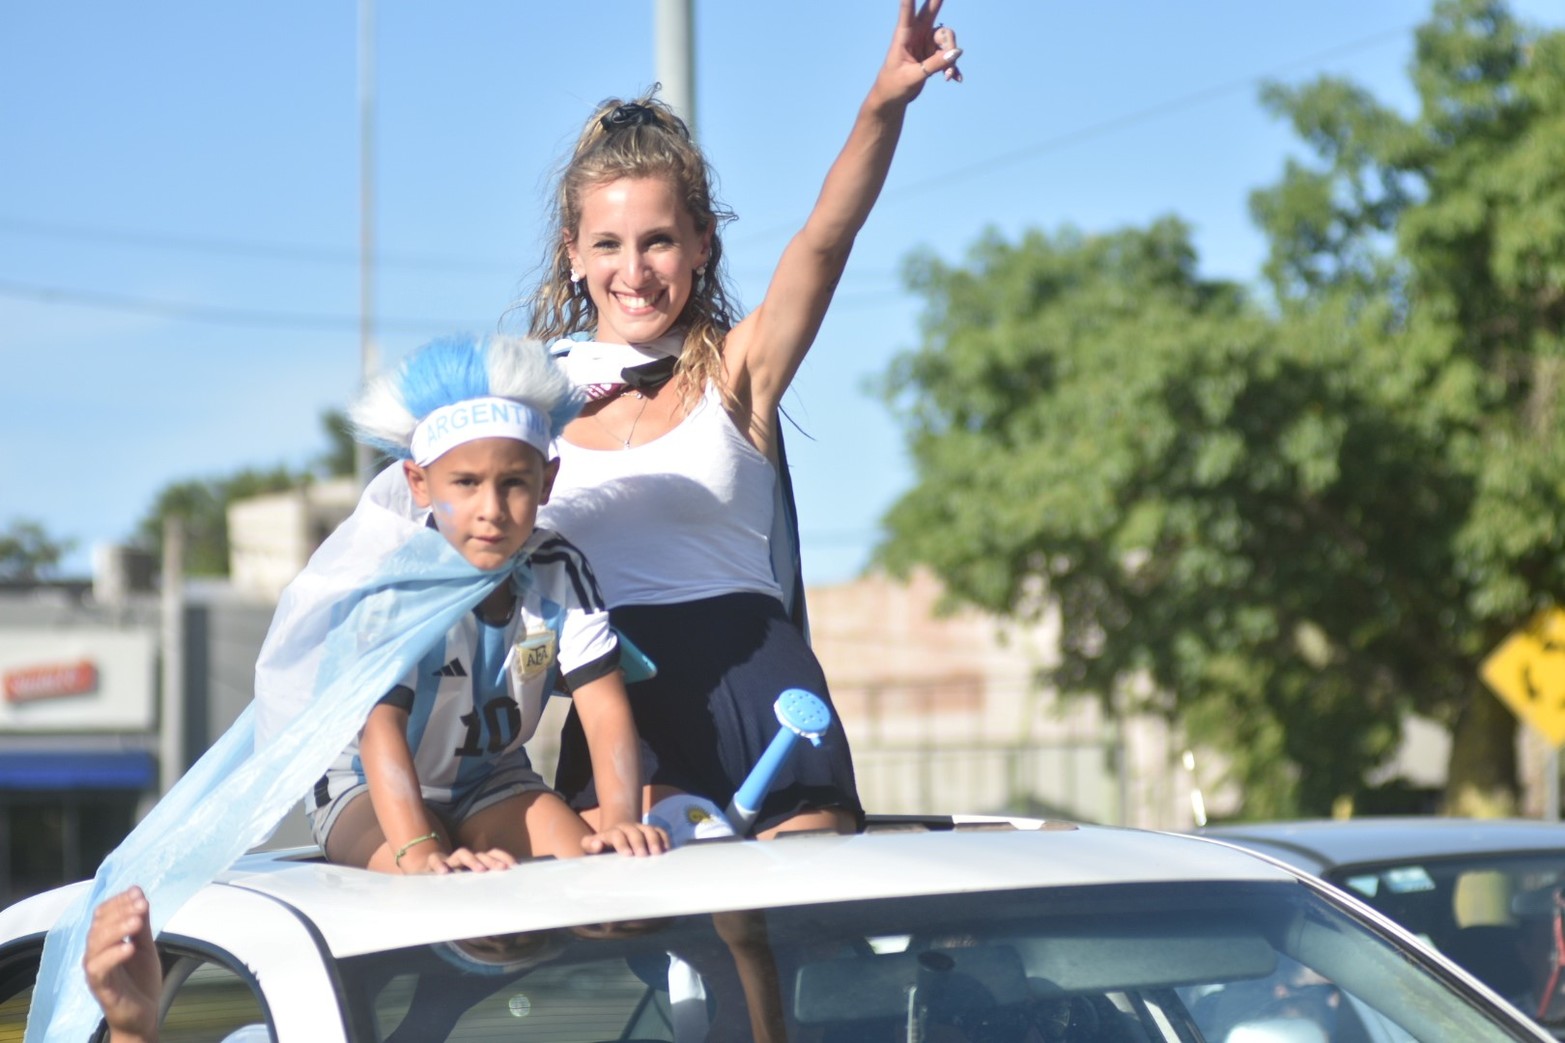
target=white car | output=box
[1204,817,1565,1039]
[0,815,1553,1042]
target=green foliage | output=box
[878,0,1565,817]
[136,466,304,576]
[0,519,74,581]
[317,409,359,479]
[134,411,358,576]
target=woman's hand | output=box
[876,0,962,106]
[582,820,671,857]
[404,845,517,874]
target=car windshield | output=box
[1329,851,1565,1035]
[335,880,1529,1043]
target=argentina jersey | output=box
[317,528,620,808]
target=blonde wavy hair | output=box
[525,93,739,400]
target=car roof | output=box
[0,820,1293,960]
[0,821,1307,961]
[1202,817,1565,874]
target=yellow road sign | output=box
[1481,609,1565,747]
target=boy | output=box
[311,334,667,871]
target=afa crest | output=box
[511,630,557,683]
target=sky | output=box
[4,1,1562,587]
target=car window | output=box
[1332,853,1565,1030]
[158,954,269,1043]
[0,977,32,1041]
[336,882,1533,1043]
[0,945,41,1042]
[0,942,269,1043]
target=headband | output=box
[409,396,551,466]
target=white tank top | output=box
[541,383,784,608]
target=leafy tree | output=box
[136,466,304,576]
[0,519,74,581]
[135,411,358,576]
[316,409,359,479]
[877,0,1565,818]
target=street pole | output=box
[159,518,185,795]
[1548,748,1560,821]
[654,0,696,139]
[355,0,379,489]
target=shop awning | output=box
[0,751,157,790]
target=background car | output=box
[1204,817,1565,1039]
[0,815,1554,1043]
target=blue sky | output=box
[4,1,1561,585]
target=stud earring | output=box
[569,269,583,284]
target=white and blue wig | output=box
[351,333,582,463]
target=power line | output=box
[0,215,520,275]
[0,278,479,334]
[730,22,1417,248]
[0,262,910,332]
[0,24,1419,330]
[3,25,1417,273]
[0,213,899,287]
[886,22,1416,201]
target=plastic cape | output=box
[770,425,809,639]
[23,466,522,1042]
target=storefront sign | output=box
[0,631,154,731]
[4,659,100,703]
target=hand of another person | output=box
[877,0,963,105]
[582,821,671,857]
[406,846,517,874]
[83,886,161,1043]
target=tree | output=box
[0,519,74,582]
[136,466,304,576]
[134,411,360,576]
[876,0,1565,818]
[316,409,359,480]
[1251,0,1565,814]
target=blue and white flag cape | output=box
[24,466,522,1042]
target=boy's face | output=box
[403,437,558,571]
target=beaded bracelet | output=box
[393,832,439,866]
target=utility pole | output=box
[654,0,696,139]
[355,0,379,488]
[158,518,185,795]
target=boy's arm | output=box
[361,702,514,873]
[571,671,668,856]
[360,704,448,872]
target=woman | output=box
[532,0,963,837]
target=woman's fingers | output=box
[920,45,964,83]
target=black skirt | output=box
[554,592,862,835]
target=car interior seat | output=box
[1440,924,1531,1000]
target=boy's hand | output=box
[84,886,161,1043]
[582,821,670,857]
[404,846,517,874]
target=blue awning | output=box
[0,751,157,791]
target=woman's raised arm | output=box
[725,0,962,441]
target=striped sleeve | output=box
[531,532,619,685]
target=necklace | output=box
[592,387,649,449]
